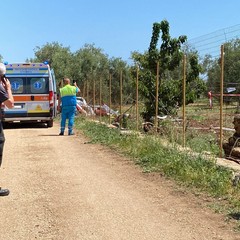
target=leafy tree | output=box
[72,44,133,105]
[204,38,240,98]
[131,20,206,121]
[31,42,132,106]
[32,42,73,84]
[73,44,110,104]
[109,57,133,105]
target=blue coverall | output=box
[59,84,79,135]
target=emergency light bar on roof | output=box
[5,63,49,77]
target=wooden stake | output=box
[109,73,112,124]
[136,66,139,131]
[220,45,224,158]
[182,55,186,148]
[155,62,159,131]
[120,70,123,128]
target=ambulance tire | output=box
[47,120,53,128]
[1,122,8,129]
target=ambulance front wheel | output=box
[47,120,53,128]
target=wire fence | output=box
[186,24,240,59]
[185,25,240,157]
[77,24,240,158]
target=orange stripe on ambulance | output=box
[2,62,57,127]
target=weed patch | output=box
[74,117,240,222]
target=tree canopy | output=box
[205,38,240,95]
[1,19,208,117]
[31,42,133,105]
[131,20,206,121]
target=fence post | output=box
[136,65,139,131]
[182,55,186,148]
[220,44,224,158]
[120,70,123,128]
[155,62,159,131]
[93,74,95,119]
[109,72,112,124]
[99,77,102,123]
[86,77,89,104]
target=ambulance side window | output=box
[9,78,24,94]
[30,77,48,94]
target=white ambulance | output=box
[2,62,57,127]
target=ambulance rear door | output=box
[6,76,50,119]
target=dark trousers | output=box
[0,122,5,167]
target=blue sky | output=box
[1,0,240,64]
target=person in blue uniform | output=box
[57,78,80,135]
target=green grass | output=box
[186,132,220,155]
[75,117,233,195]
[74,116,240,228]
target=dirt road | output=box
[0,123,239,240]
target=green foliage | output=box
[109,58,133,104]
[205,38,240,96]
[131,20,206,121]
[73,44,110,103]
[75,117,234,198]
[32,42,73,82]
[187,132,219,155]
[75,118,122,145]
[31,42,133,105]
[148,20,187,74]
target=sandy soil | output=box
[0,122,239,240]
